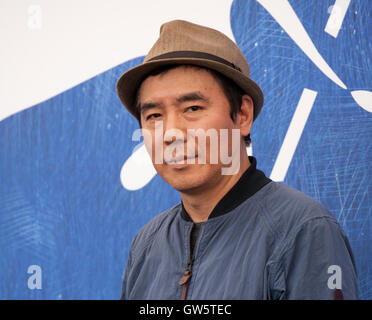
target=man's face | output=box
[138,65,246,193]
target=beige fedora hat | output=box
[116,19,264,121]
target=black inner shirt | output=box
[181,156,272,264]
[181,156,271,222]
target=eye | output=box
[146,113,161,121]
[186,106,202,112]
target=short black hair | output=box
[134,64,251,146]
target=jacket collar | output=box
[181,156,271,222]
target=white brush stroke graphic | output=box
[325,0,351,38]
[257,0,372,112]
[351,91,372,112]
[121,144,156,191]
[270,89,318,182]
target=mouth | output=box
[166,155,198,166]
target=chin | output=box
[170,179,203,192]
[157,164,221,193]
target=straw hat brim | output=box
[116,57,264,121]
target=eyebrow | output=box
[139,91,210,115]
[139,102,162,115]
[175,91,210,104]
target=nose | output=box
[163,112,187,146]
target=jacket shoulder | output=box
[129,203,181,257]
[257,181,338,239]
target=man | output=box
[116,20,358,299]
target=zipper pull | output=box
[178,269,192,286]
[178,269,192,300]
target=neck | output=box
[180,152,251,223]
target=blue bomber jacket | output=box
[121,157,358,300]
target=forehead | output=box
[138,65,224,101]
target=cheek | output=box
[142,128,167,166]
[141,128,159,162]
[143,137,153,159]
[201,112,233,129]
[197,115,237,145]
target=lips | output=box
[166,155,197,165]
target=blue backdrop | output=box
[0,0,371,299]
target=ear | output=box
[238,94,254,137]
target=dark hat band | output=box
[148,51,242,72]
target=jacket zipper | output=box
[178,223,198,300]
[178,257,193,300]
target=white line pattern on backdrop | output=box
[270,89,318,182]
[257,0,372,112]
[324,0,351,38]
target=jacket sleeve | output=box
[120,231,141,300]
[120,249,133,300]
[270,216,358,300]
